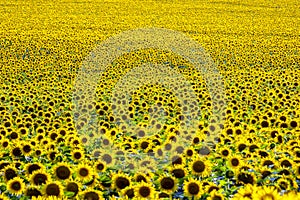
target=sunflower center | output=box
[28,164,41,174]
[172,169,185,178]
[33,174,47,185]
[222,150,229,156]
[125,189,135,198]
[231,158,239,166]
[26,188,42,197]
[46,183,60,196]
[74,152,82,159]
[139,186,150,197]
[84,191,99,200]
[96,163,104,171]
[79,168,89,177]
[192,160,205,173]
[12,181,21,190]
[56,166,70,179]
[116,177,130,189]
[188,183,199,195]
[161,177,175,190]
[66,182,79,196]
[136,175,147,182]
[102,154,112,164]
[5,169,17,180]
[12,147,22,156]
[23,145,31,153]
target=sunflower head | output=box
[7,176,25,196]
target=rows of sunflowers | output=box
[0,0,299,199]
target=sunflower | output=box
[228,155,244,170]
[20,142,32,156]
[169,165,187,179]
[232,184,256,200]
[10,144,23,158]
[25,163,45,176]
[121,186,136,199]
[111,173,131,191]
[76,163,94,182]
[43,181,64,198]
[261,156,277,169]
[184,147,195,158]
[7,176,26,195]
[71,148,85,162]
[252,186,281,200]
[203,182,220,194]
[135,182,155,199]
[157,175,177,194]
[25,186,42,198]
[275,176,297,191]
[65,180,81,198]
[53,162,72,180]
[219,146,231,158]
[236,171,256,185]
[80,189,103,200]
[2,165,18,182]
[134,173,150,183]
[207,190,225,200]
[94,160,107,173]
[183,178,203,199]
[30,169,51,186]
[190,156,211,177]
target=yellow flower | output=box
[252,186,281,200]
[111,172,131,191]
[7,176,26,195]
[183,178,203,199]
[135,182,156,199]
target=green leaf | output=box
[64,191,75,197]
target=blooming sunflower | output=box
[7,176,26,195]
[25,163,45,176]
[183,178,203,199]
[94,160,107,173]
[232,184,256,200]
[53,162,72,180]
[207,190,225,200]
[2,165,18,182]
[111,173,131,191]
[134,172,150,183]
[252,186,281,200]
[64,180,81,198]
[121,186,136,199]
[135,182,155,199]
[25,186,42,198]
[190,156,211,177]
[76,163,94,182]
[157,175,178,194]
[80,188,104,200]
[43,181,64,198]
[30,169,51,186]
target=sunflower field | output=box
[0,0,299,199]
